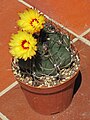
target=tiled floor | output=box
[0,0,90,120]
[0,0,27,91]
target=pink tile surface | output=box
[0,0,27,91]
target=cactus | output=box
[18,23,72,78]
[9,9,80,88]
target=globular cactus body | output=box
[34,23,71,77]
[18,23,72,78]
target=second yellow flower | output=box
[17,9,45,34]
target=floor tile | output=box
[0,0,27,91]
[84,32,90,41]
[25,0,90,34]
[0,70,15,92]
[0,85,32,120]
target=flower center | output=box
[30,18,39,26]
[22,40,30,49]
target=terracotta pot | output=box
[17,68,79,115]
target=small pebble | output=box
[62,79,66,82]
[26,77,30,80]
[76,67,78,70]
[60,81,65,84]
[51,76,54,79]
[26,83,28,85]
[13,71,17,75]
[65,73,68,76]
[66,77,70,80]
[38,85,43,88]
[17,74,21,77]
[28,81,32,85]
[46,77,50,80]
[52,78,56,81]
[73,62,75,65]
[68,71,72,75]
[20,78,24,81]
[47,38,50,40]
[61,71,65,75]
[40,77,43,80]
[53,82,57,85]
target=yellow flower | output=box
[17,9,45,34]
[9,31,37,60]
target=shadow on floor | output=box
[73,71,82,95]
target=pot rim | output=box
[18,68,80,89]
[17,68,80,94]
[17,44,80,89]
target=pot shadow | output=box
[73,71,82,96]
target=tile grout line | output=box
[0,81,18,97]
[76,28,90,45]
[78,28,90,46]
[0,112,9,120]
[72,28,90,43]
[18,0,90,46]
[79,28,90,37]
[79,37,90,46]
